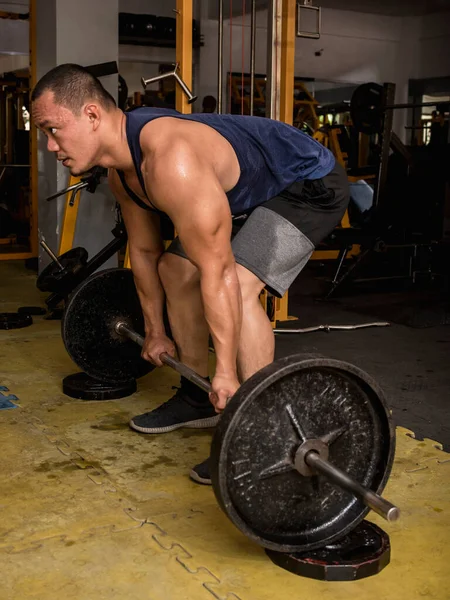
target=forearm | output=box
[129,249,166,335]
[200,264,242,376]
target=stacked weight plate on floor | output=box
[62,372,137,401]
[61,268,397,577]
[266,520,391,580]
[0,312,33,329]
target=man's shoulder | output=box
[140,116,207,155]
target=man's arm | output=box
[108,170,170,359]
[142,139,242,396]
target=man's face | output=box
[32,91,100,177]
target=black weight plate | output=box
[266,520,390,581]
[62,268,154,384]
[37,246,88,293]
[63,372,137,400]
[210,354,395,553]
[350,82,383,135]
[18,306,47,316]
[0,312,33,329]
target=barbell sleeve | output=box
[114,321,212,394]
[305,450,400,522]
[40,240,64,271]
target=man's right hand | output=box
[141,333,176,367]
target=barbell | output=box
[62,268,399,553]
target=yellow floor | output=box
[0,262,449,600]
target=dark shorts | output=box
[166,160,349,297]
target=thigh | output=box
[231,162,349,298]
[231,206,314,298]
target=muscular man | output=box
[32,64,349,484]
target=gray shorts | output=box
[165,161,349,297]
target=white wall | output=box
[418,12,450,78]
[0,18,28,55]
[36,0,119,271]
[295,9,402,83]
[197,6,449,140]
[119,44,176,99]
[198,8,406,114]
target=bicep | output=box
[146,147,233,270]
[175,191,233,270]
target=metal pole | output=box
[249,0,256,116]
[305,451,400,522]
[385,101,445,110]
[175,0,193,114]
[218,0,224,113]
[279,0,296,125]
[273,322,390,334]
[373,82,396,211]
[266,0,282,120]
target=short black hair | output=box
[31,63,116,114]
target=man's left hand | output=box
[210,374,240,413]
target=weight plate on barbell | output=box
[210,354,395,553]
[62,268,154,384]
[350,82,384,135]
[37,246,89,293]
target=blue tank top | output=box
[120,107,335,215]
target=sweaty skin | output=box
[32,92,245,410]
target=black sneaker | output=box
[189,457,211,485]
[129,388,219,434]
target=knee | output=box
[236,264,265,304]
[158,253,199,294]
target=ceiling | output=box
[0,1,29,10]
[209,0,450,19]
[2,0,450,20]
[316,0,450,16]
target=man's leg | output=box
[158,252,209,378]
[186,264,274,485]
[129,251,219,435]
[235,264,274,381]
[159,254,272,383]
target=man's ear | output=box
[85,103,101,130]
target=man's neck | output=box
[97,110,134,172]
